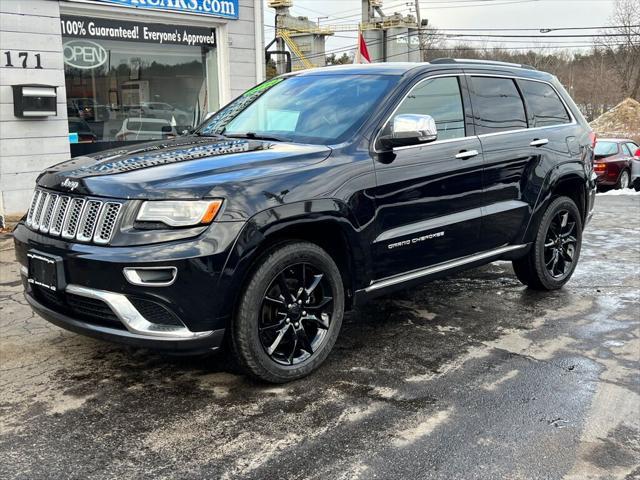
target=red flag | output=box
[355,31,371,64]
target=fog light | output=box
[123,267,177,287]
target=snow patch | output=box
[392,408,453,448]
[597,188,640,196]
[481,369,519,391]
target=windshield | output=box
[594,141,618,157]
[198,74,398,145]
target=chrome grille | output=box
[25,189,123,245]
[31,191,48,230]
[77,200,102,242]
[50,196,70,236]
[25,190,41,227]
[62,198,86,239]
[40,194,59,233]
[94,203,122,244]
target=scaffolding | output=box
[266,1,420,73]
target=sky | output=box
[263,0,618,56]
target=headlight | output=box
[136,200,223,227]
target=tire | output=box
[616,170,630,190]
[634,179,640,192]
[512,196,583,291]
[231,241,345,383]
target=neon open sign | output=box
[63,40,108,70]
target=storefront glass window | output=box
[63,34,213,153]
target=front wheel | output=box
[513,196,583,290]
[231,242,344,383]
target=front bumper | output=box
[14,220,245,351]
[23,280,225,354]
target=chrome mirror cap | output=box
[392,114,438,142]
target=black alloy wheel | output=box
[543,209,578,280]
[259,263,334,366]
[512,196,583,291]
[232,242,344,383]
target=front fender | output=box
[213,199,371,323]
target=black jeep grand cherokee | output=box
[14,60,596,383]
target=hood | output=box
[37,136,332,199]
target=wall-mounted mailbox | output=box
[12,85,57,118]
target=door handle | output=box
[455,149,479,160]
[530,138,549,147]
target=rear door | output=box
[469,74,572,250]
[468,75,532,250]
[370,74,484,280]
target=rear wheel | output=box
[617,170,630,190]
[513,196,582,290]
[231,242,344,383]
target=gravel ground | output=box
[0,195,638,480]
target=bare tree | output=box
[600,0,640,99]
[326,53,353,65]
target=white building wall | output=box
[228,0,264,99]
[0,0,70,222]
[0,0,264,222]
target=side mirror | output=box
[161,125,175,139]
[379,114,438,150]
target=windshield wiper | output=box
[193,131,225,138]
[224,132,291,142]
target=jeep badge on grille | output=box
[61,178,79,191]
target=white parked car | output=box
[631,147,640,191]
[140,102,191,125]
[115,118,177,141]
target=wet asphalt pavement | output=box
[1,195,639,480]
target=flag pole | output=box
[355,24,362,64]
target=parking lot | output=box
[1,195,638,480]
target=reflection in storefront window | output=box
[63,38,209,150]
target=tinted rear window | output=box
[594,142,618,156]
[471,77,527,134]
[519,80,571,127]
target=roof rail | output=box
[429,58,537,71]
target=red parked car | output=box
[593,138,639,190]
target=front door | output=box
[370,74,484,281]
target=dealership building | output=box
[0,0,265,224]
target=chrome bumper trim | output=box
[123,266,178,287]
[21,264,211,340]
[65,284,212,339]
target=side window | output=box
[386,76,466,141]
[519,80,571,127]
[471,77,527,135]
[627,143,639,156]
[621,143,632,156]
